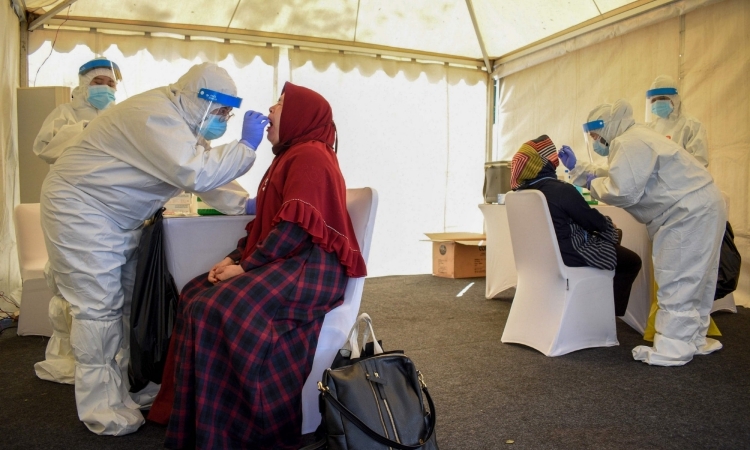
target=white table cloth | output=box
[479,203,653,335]
[162,214,253,292]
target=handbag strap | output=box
[320,381,436,449]
[345,313,384,359]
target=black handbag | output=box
[128,208,178,392]
[310,313,437,450]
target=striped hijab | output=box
[510,135,559,190]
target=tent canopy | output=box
[23,0,648,69]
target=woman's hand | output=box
[213,264,245,282]
[208,257,235,283]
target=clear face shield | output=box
[79,58,125,103]
[582,119,609,159]
[645,87,678,123]
[195,88,243,146]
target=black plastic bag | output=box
[715,221,741,300]
[129,208,178,392]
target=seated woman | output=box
[151,82,366,449]
[510,135,641,317]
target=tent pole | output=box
[28,0,78,31]
[464,0,491,73]
[19,11,28,87]
[41,17,483,68]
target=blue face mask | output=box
[88,85,116,110]
[651,100,673,119]
[199,114,227,140]
[593,139,609,157]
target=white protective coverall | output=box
[39,62,256,435]
[646,75,709,167]
[33,66,118,385]
[585,100,725,366]
[33,68,115,164]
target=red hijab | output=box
[241,82,366,277]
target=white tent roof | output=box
[24,0,650,68]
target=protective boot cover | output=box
[34,295,75,384]
[71,317,144,435]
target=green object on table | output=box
[195,196,224,216]
[197,208,224,215]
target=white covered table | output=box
[162,214,253,292]
[479,203,653,335]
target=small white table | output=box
[162,214,253,292]
[479,203,653,335]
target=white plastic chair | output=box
[501,190,618,356]
[301,187,378,433]
[13,203,54,337]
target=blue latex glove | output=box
[558,145,577,170]
[245,197,257,215]
[585,173,597,190]
[241,111,269,150]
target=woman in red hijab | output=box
[160,83,365,449]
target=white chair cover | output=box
[501,190,618,356]
[14,203,54,337]
[301,187,379,433]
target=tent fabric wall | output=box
[0,1,21,311]
[289,49,487,277]
[24,30,487,278]
[495,0,749,306]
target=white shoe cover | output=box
[632,333,697,367]
[130,381,162,409]
[695,337,723,356]
[71,318,145,436]
[34,296,75,384]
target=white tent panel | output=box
[596,0,640,13]
[51,0,238,27]
[354,0,481,58]
[230,0,359,40]
[476,0,601,57]
[475,0,638,57]
[26,0,651,63]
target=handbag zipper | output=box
[371,367,401,445]
[382,397,401,444]
[368,378,392,448]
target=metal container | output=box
[483,161,511,203]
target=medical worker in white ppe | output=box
[646,74,709,167]
[569,99,725,367]
[32,58,122,386]
[38,62,268,435]
[34,58,121,163]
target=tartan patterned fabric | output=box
[165,221,348,449]
[510,135,559,189]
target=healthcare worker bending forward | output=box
[39,62,266,435]
[33,57,122,386]
[579,99,725,366]
[646,75,708,167]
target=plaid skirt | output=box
[165,240,347,449]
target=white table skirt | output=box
[162,214,253,292]
[479,203,653,335]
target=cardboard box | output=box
[424,232,486,279]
